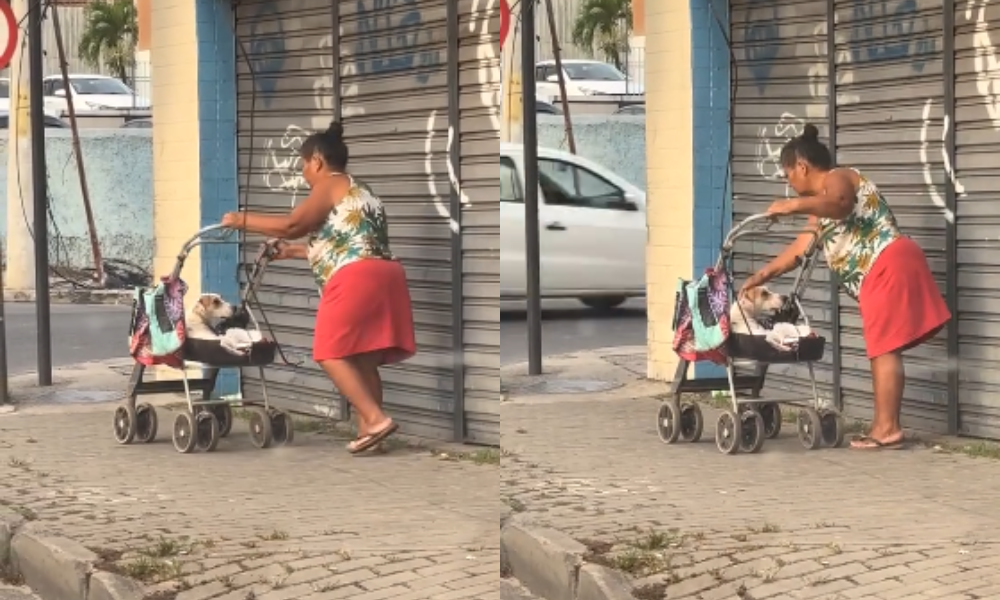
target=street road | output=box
[501,298,646,365]
[3,303,131,375]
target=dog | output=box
[730,286,812,351]
[185,293,235,340]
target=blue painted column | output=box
[690,0,732,379]
[196,0,239,394]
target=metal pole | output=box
[53,4,105,287]
[544,0,576,154]
[0,244,8,405]
[29,0,51,386]
[522,0,542,375]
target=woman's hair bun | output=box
[801,123,820,141]
[325,121,345,139]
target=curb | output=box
[0,508,146,600]
[501,515,634,600]
[3,290,133,305]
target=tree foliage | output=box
[78,0,138,83]
[571,0,633,69]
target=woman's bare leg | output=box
[318,355,392,440]
[852,351,905,448]
[354,352,386,438]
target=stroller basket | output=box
[184,337,277,367]
[727,333,825,364]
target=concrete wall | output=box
[0,130,154,271]
[537,114,646,189]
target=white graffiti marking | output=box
[316,31,366,125]
[261,125,310,208]
[967,0,1000,129]
[919,99,960,224]
[755,112,804,181]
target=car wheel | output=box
[580,296,627,311]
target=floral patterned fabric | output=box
[818,169,901,300]
[307,176,395,290]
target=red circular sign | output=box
[500,0,510,45]
[0,0,16,70]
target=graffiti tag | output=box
[743,0,780,92]
[967,0,1000,129]
[849,0,936,72]
[261,125,311,208]
[355,0,442,84]
[755,112,804,182]
[247,2,285,104]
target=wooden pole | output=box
[544,0,577,154]
[52,4,105,286]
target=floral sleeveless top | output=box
[818,169,901,300]
[306,175,394,289]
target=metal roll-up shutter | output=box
[955,0,1000,437]
[339,0,460,440]
[235,0,343,419]
[835,0,949,432]
[731,0,836,405]
[457,0,501,445]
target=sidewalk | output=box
[0,361,499,600]
[501,347,1000,600]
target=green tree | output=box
[78,0,138,84]
[571,0,633,69]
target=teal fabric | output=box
[685,274,726,352]
[142,285,184,357]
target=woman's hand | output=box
[740,272,767,295]
[267,239,293,261]
[221,212,245,230]
[765,199,799,219]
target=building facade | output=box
[150,0,501,444]
[648,0,1000,439]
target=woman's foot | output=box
[849,432,905,450]
[347,419,398,454]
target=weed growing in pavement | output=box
[7,457,29,469]
[434,447,505,465]
[120,556,182,582]
[140,536,187,559]
[260,530,289,542]
[502,496,527,513]
[580,529,693,579]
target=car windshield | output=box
[563,63,625,82]
[70,78,132,95]
[0,81,8,99]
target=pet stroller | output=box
[659,213,844,455]
[115,224,293,454]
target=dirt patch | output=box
[632,582,668,600]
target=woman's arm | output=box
[770,171,856,220]
[223,178,348,238]
[743,217,821,290]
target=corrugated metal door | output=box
[236,0,472,441]
[835,0,950,432]
[956,0,1000,437]
[730,0,837,407]
[457,0,501,445]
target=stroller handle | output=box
[170,225,239,280]
[721,213,821,255]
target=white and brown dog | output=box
[730,286,811,350]
[185,293,235,340]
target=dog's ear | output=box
[198,295,214,309]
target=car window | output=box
[71,78,132,95]
[538,158,628,210]
[0,81,8,99]
[501,157,522,203]
[48,79,64,94]
[563,63,626,82]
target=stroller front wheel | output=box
[715,410,742,455]
[113,404,136,445]
[656,400,682,444]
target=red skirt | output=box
[858,237,951,359]
[313,259,417,364]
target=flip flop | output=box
[347,421,399,454]
[850,435,906,451]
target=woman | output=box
[741,124,950,450]
[221,121,416,454]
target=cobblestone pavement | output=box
[0,405,500,600]
[502,356,1000,599]
[0,585,38,600]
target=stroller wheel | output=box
[715,410,742,455]
[678,402,703,443]
[796,408,824,450]
[113,404,136,445]
[209,404,234,438]
[656,401,682,444]
[135,403,158,444]
[819,411,845,448]
[172,412,198,454]
[759,403,782,439]
[248,408,274,449]
[195,411,221,453]
[739,409,766,454]
[269,410,295,446]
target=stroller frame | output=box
[114,224,295,454]
[658,213,845,455]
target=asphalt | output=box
[500,298,646,365]
[2,303,131,376]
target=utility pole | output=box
[5,0,35,292]
[29,0,52,386]
[521,0,542,375]
[544,0,576,154]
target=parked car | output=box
[42,74,150,113]
[536,99,561,115]
[535,60,644,99]
[614,104,646,115]
[501,143,646,309]
[121,117,152,129]
[0,111,69,128]
[0,78,9,113]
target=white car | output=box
[42,74,150,113]
[535,59,644,100]
[501,143,647,310]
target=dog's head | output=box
[189,293,235,325]
[737,286,786,318]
